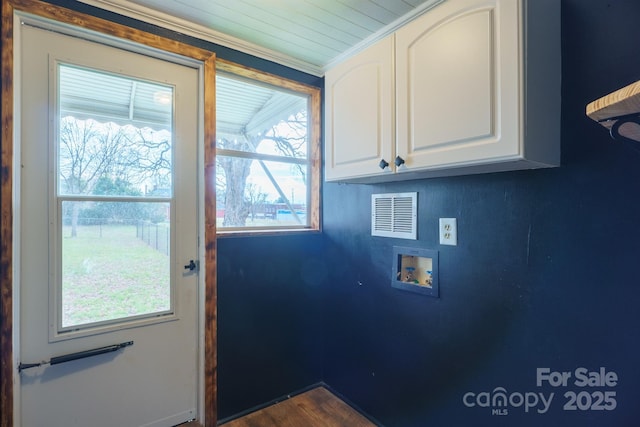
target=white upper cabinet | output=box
[324,0,560,182]
[324,35,395,181]
[395,0,518,170]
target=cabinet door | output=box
[325,35,395,181]
[396,0,520,171]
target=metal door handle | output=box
[184,260,197,271]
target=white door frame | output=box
[1,1,217,426]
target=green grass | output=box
[62,224,170,327]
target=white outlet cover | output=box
[439,218,457,246]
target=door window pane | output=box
[60,201,171,329]
[58,65,173,198]
[55,64,175,334]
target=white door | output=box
[17,21,200,427]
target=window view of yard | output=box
[215,71,312,230]
[56,63,175,332]
[61,203,171,329]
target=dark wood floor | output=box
[219,386,377,427]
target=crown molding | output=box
[322,0,445,72]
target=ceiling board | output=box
[80,0,446,75]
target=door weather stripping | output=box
[18,341,134,372]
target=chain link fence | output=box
[136,220,170,256]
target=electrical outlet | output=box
[439,218,457,246]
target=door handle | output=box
[19,341,134,372]
[184,260,197,271]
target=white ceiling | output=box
[80,0,445,76]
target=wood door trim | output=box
[0,1,217,426]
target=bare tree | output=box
[59,118,124,236]
[59,117,172,236]
[245,183,268,221]
[216,136,252,227]
[121,127,172,190]
[216,110,308,227]
[264,111,308,180]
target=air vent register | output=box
[371,192,417,239]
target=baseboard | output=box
[217,382,325,425]
[321,382,385,427]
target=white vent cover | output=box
[371,192,417,239]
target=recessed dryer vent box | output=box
[392,246,439,297]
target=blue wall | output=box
[321,1,640,426]
[216,234,325,418]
